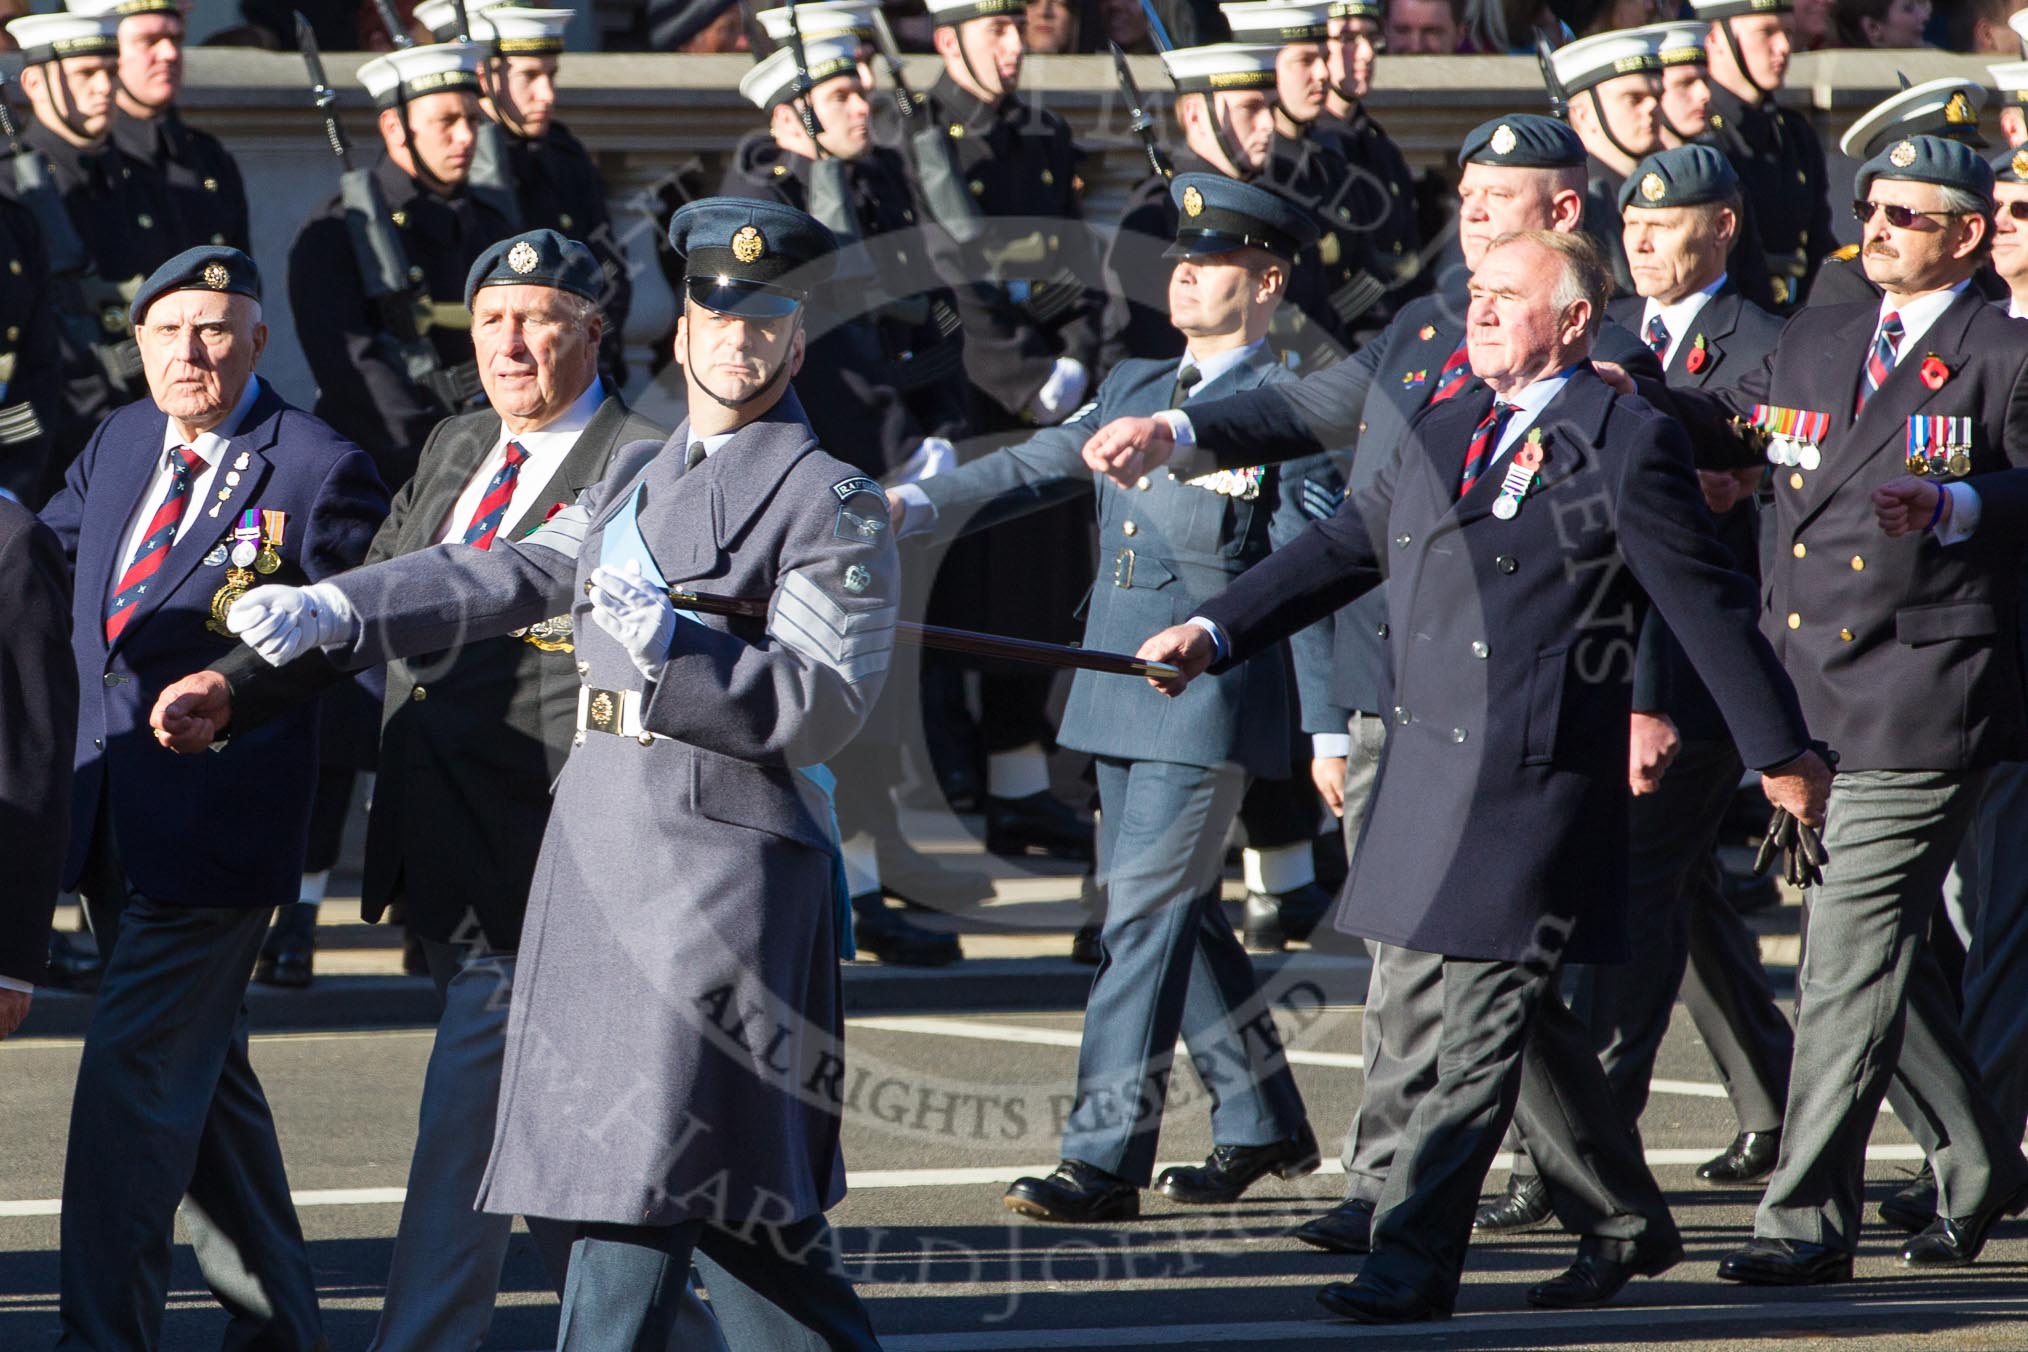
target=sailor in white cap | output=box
[1549,25,1664,295]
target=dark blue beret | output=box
[1457,114,1584,170]
[1994,145,2028,187]
[129,246,261,326]
[464,228,607,310]
[1857,135,1995,205]
[1618,144,1740,212]
[1166,172,1321,263]
[667,197,837,319]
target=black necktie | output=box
[1172,362,1202,408]
[685,440,708,471]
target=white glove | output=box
[1027,357,1089,425]
[895,435,957,484]
[588,560,677,680]
[227,582,358,667]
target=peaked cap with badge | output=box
[1166,172,1319,263]
[464,227,604,308]
[1839,77,1987,162]
[1856,133,1994,203]
[1618,144,1740,213]
[1458,113,1585,169]
[667,197,837,318]
[129,245,261,327]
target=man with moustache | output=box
[289,41,515,487]
[69,0,250,254]
[1073,114,1670,1260]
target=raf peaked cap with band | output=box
[1457,113,1584,169]
[4,10,117,63]
[464,228,605,309]
[1839,77,1987,162]
[739,32,860,110]
[1619,143,1741,212]
[129,245,262,326]
[667,197,837,318]
[1165,172,1320,263]
[1218,0,1333,43]
[415,0,574,52]
[358,42,486,108]
[1856,133,1995,203]
[1548,27,1661,97]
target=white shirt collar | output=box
[1641,274,1727,361]
[1879,280,1971,350]
[2008,296,2028,320]
[161,375,262,469]
[691,428,740,459]
[499,377,604,458]
[1490,367,1576,459]
[1180,339,1268,394]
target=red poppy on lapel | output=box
[545,501,568,522]
[1685,334,1708,375]
[1920,354,1950,391]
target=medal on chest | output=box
[1180,465,1266,501]
[1749,404,1830,472]
[1490,430,1544,521]
[1906,415,1972,478]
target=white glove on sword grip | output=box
[589,560,679,680]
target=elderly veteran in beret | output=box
[34,245,387,1351]
[202,200,891,1349]
[1663,134,2028,1286]
[156,229,670,1352]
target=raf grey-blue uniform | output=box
[267,201,889,1348]
[910,175,1322,1218]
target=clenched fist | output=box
[1872,476,1949,538]
[152,670,234,754]
[1082,415,1176,487]
[1135,623,1217,697]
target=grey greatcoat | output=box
[321,392,899,1228]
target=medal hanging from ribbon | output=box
[208,509,262,636]
[1751,404,1830,472]
[257,509,286,574]
[1906,414,1971,478]
[1181,465,1266,500]
[1490,430,1545,521]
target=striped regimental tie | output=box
[462,440,530,549]
[105,445,203,642]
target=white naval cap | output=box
[921,0,1025,28]
[1993,59,2028,105]
[1548,26,1661,97]
[1838,76,1986,161]
[1218,0,1333,43]
[739,31,862,110]
[1159,43,1281,93]
[416,1,574,51]
[1686,0,1791,17]
[6,10,118,63]
[64,0,182,20]
[756,1,878,42]
[358,41,486,108]
[1640,19,1709,67]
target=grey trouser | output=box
[1949,761,2028,1141]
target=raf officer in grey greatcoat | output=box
[891,174,1324,1223]
[1123,229,1831,1321]
[204,200,891,1348]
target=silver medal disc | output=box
[1799,444,1822,472]
[231,540,258,568]
[1492,495,1519,520]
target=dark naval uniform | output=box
[719,133,969,476]
[1706,85,1832,311]
[289,156,514,486]
[0,497,75,991]
[110,107,251,253]
[1313,101,1421,286]
[507,122,632,380]
[1261,129,1395,358]
[0,198,64,503]
[1582,156,1636,295]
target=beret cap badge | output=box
[1181,184,1205,217]
[1639,172,1666,202]
[1890,139,1917,168]
[507,240,540,274]
[731,225,767,263]
[202,262,229,290]
[1490,123,1517,156]
[2014,148,2028,179]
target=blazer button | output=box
[1376,622,1389,639]
[1122,521,1137,536]
[1850,555,1865,571]
[1495,555,1518,574]
[1471,640,1489,658]
[1393,706,1410,725]
[93,737,104,750]
[1394,532,1411,548]
[412,686,428,700]
[1789,472,1805,490]
[1792,542,1806,559]
[1840,628,1854,641]
[1135,477,1150,491]
[102,672,126,687]
[1450,727,1469,743]
[1787,613,1801,630]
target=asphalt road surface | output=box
[6,977,2028,1351]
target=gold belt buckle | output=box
[585,688,621,735]
[1113,548,1135,589]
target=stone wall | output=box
[172,46,2000,421]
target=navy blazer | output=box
[1178,288,1669,721]
[1674,289,2028,771]
[917,346,1325,778]
[0,500,75,984]
[1197,368,1810,965]
[39,382,387,907]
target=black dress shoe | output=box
[1069,922,1103,966]
[1155,1123,1320,1204]
[1003,1160,1139,1223]
[1715,1237,1852,1286]
[1879,1162,1937,1235]
[254,904,317,989]
[1526,1237,1682,1309]
[1316,1277,1451,1324]
[1291,1196,1375,1254]
[1697,1129,1781,1186]
[1242,891,1286,952]
[1270,882,1334,943]
[984,791,1094,862]
[1901,1180,2028,1267]
[1473,1174,1552,1233]
[44,930,103,993]
[850,896,962,967]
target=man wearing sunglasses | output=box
[1668,134,2028,1287]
